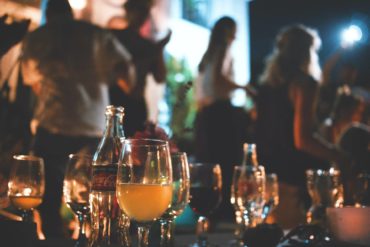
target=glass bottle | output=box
[89,105,130,247]
[238,143,265,228]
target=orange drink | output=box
[117,183,172,222]
[10,196,43,210]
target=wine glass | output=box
[306,168,343,225]
[231,165,265,231]
[189,163,222,247]
[159,152,190,247]
[8,155,45,222]
[63,154,92,247]
[261,173,279,222]
[117,139,173,247]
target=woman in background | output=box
[194,16,251,221]
[255,24,348,228]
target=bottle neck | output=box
[104,114,125,138]
[242,143,258,167]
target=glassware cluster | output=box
[5,106,351,247]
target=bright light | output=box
[341,25,363,47]
[68,0,87,10]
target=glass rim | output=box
[306,168,341,176]
[123,138,169,147]
[13,155,43,163]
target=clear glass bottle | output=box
[89,105,130,247]
[239,143,265,227]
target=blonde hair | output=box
[259,24,322,86]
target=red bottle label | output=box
[92,165,117,191]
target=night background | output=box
[249,0,370,82]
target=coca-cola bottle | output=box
[89,105,130,247]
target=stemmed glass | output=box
[159,152,190,247]
[261,173,279,222]
[116,139,173,247]
[189,163,222,247]
[230,165,265,242]
[8,155,45,222]
[306,168,343,225]
[63,154,92,247]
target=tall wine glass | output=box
[189,163,222,247]
[63,154,92,247]
[8,155,45,222]
[159,152,190,247]
[117,139,173,247]
[261,173,279,222]
[231,165,265,231]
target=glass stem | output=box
[234,210,246,241]
[75,214,88,247]
[21,210,33,222]
[243,208,255,228]
[160,219,174,247]
[78,214,86,238]
[196,216,210,247]
[137,225,151,247]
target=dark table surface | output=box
[0,220,368,247]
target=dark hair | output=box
[46,0,73,22]
[123,0,153,29]
[124,0,153,11]
[199,16,236,72]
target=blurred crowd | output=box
[0,0,369,239]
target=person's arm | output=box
[100,30,135,93]
[147,30,172,84]
[291,77,347,165]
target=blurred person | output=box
[319,85,366,144]
[0,14,30,58]
[319,85,369,204]
[255,24,348,229]
[0,14,33,215]
[194,16,252,221]
[21,0,133,238]
[318,43,370,122]
[109,0,171,137]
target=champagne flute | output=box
[63,154,92,247]
[189,163,222,247]
[8,155,45,222]
[117,139,173,247]
[159,152,190,247]
[261,173,279,222]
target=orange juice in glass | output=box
[117,183,172,222]
[117,139,172,247]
